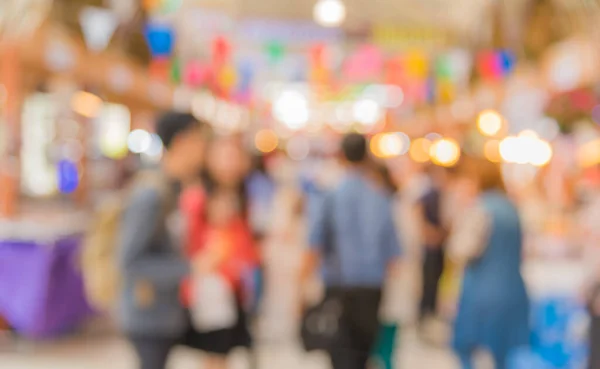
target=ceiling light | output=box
[313,0,346,28]
[273,89,310,130]
[353,99,382,126]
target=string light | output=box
[499,132,553,166]
[255,129,279,153]
[71,91,103,118]
[429,138,461,167]
[484,140,502,163]
[409,138,432,163]
[313,0,346,27]
[128,129,152,154]
[273,89,310,130]
[477,110,504,137]
[370,132,410,158]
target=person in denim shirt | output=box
[302,133,402,369]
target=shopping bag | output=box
[301,291,343,352]
[371,323,398,369]
[190,273,237,332]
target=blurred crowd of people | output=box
[87,111,598,369]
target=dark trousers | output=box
[420,247,445,321]
[328,288,382,369]
[129,336,178,369]
[590,314,600,369]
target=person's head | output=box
[454,155,506,195]
[205,135,249,188]
[341,133,368,165]
[156,111,210,182]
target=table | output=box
[0,235,93,339]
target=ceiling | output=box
[45,0,600,66]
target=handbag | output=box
[301,193,343,352]
[371,323,399,369]
[301,289,343,352]
[190,273,237,332]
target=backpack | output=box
[81,171,170,312]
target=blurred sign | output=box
[178,8,234,47]
[371,24,451,49]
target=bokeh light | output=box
[577,138,600,168]
[353,98,382,126]
[484,139,502,163]
[255,129,279,153]
[273,90,310,130]
[313,0,346,27]
[371,132,410,158]
[71,91,103,118]
[529,139,553,167]
[429,138,461,167]
[140,134,164,163]
[127,129,152,154]
[98,103,131,159]
[477,109,504,137]
[499,132,553,166]
[409,138,432,163]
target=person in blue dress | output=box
[447,156,530,369]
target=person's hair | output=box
[456,155,506,192]
[341,133,367,163]
[155,111,202,150]
[200,169,249,220]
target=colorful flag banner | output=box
[145,22,175,58]
[79,6,118,52]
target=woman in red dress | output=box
[180,136,258,369]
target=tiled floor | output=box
[0,220,459,368]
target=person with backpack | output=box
[300,133,402,369]
[114,112,210,369]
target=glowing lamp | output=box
[429,138,461,167]
[255,129,279,153]
[477,110,503,137]
[313,0,346,27]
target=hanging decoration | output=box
[265,41,285,65]
[170,57,182,84]
[405,50,428,79]
[145,22,175,58]
[149,58,171,81]
[212,36,231,68]
[217,65,238,95]
[184,60,211,87]
[79,6,118,52]
[344,44,384,82]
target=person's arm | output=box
[447,204,490,265]
[415,197,446,247]
[383,201,403,276]
[118,188,190,288]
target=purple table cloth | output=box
[0,236,93,339]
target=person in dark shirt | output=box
[416,164,450,332]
